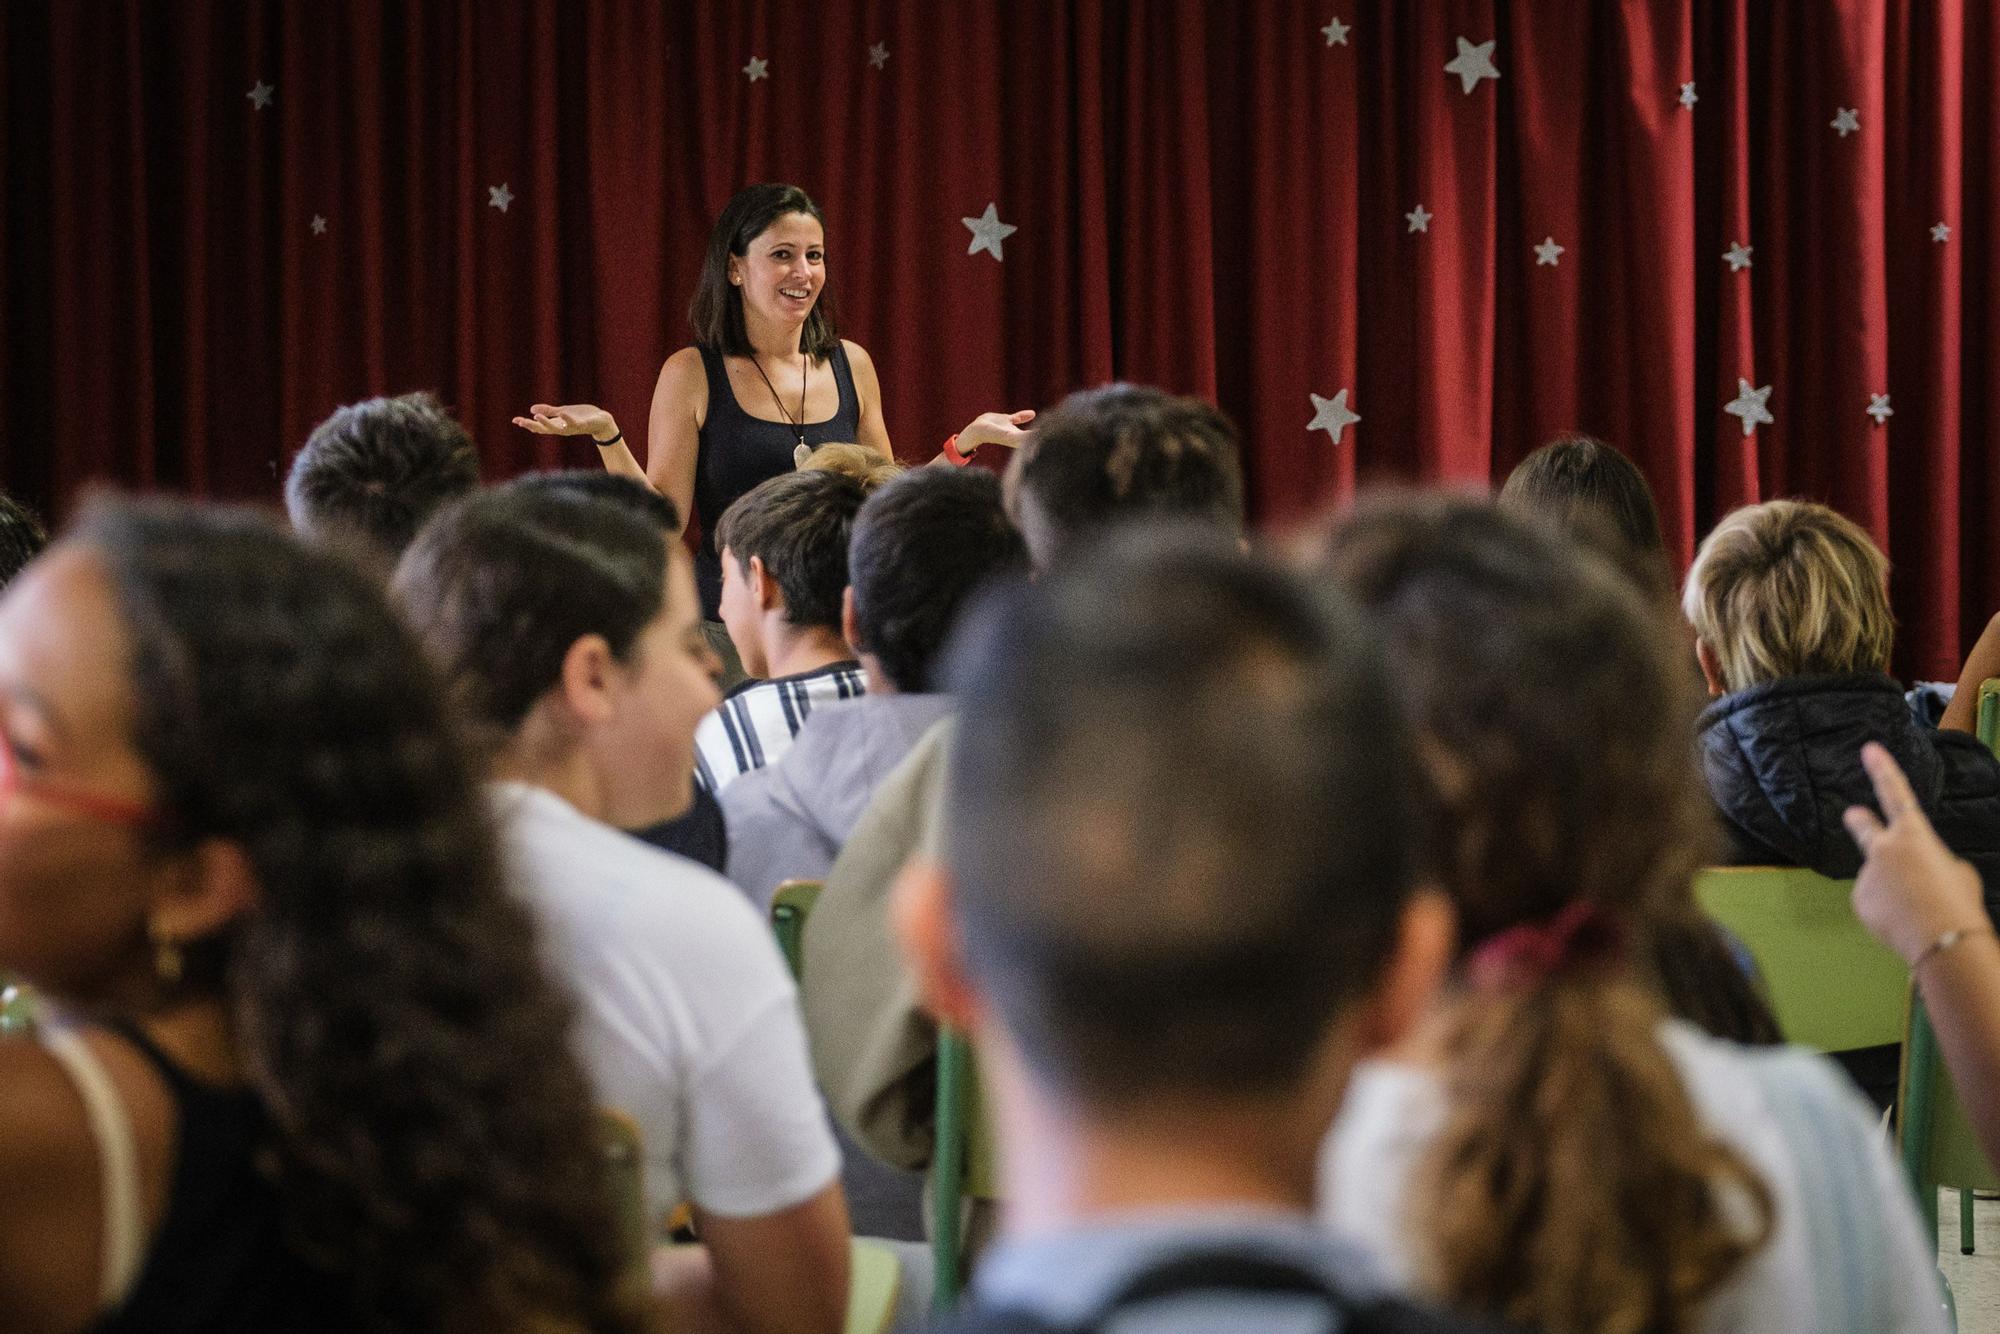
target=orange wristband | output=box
[941,433,972,466]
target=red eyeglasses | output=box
[0,730,159,829]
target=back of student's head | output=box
[946,524,1419,1110]
[1318,492,1768,1331]
[1499,433,1671,602]
[848,469,1026,692]
[286,391,482,559]
[391,473,675,742]
[0,491,48,587]
[1006,383,1243,567]
[713,468,865,632]
[1682,498,1893,692]
[799,441,905,491]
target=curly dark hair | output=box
[75,496,653,1334]
[0,490,48,587]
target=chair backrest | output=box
[1693,866,1907,1052]
[1978,678,2000,757]
[1899,993,2000,1253]
[597,1108,649,1266]
[771,879,825,983]
[932,1027,1001,1310]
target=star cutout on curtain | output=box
[1321,17,1350,46]
[247,80,274,110]
[1679,81,1698,110]
[1406,205,1432,233]
[1724,378,1774,436]
[1308,389,1360,445]
[1866,394,1894,426]
[488,183,514,213]
[1444,38,1500,95]
[1723,242,1753,272]
[1932,222,1952,243]
[1831,107,1860,137]
[310,214,327,236]
[868,43,889,69]
[962,203,1017,261]
[744,56,769,82]
[1533,236,1564,266]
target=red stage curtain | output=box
[2,1,1993,679]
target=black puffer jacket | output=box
[1698,673,2000,922]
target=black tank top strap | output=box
[826,340,861,427]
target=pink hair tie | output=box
[1466,900,1625,991]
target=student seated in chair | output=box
[1684,499,2000,923]
[394,474,849,1334]
[722,468,1026,907]
[284,390,482,569]
[697,468,878,796]
[897,525,1507,1333]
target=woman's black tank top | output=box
[691,342,862,618]
[91,1021,342,1334]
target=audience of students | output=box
[1315,494,1943,1334]
[392,476,849,1334]
[283,391,482,566]
[723,468,1026,907]
[1684,499,2000,920]
[0,499,649,1333]
[698,469,872,795]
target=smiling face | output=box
[729,211,826,333]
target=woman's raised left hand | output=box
[958,409,1036,454]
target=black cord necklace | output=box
[751,352,808,449]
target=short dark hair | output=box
[1499,434,1665,557]
[848,469,1027,692]
[391,474,673,738]
[713,469,866,633]
[688,183,840,360]
[286,392,482,558]
[1008,384,1244,567]
[0,492,48,587]
[946,524,1420,1107]
[513,469,682,533]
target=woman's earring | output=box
[149,921,183,986]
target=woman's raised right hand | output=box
[512,402,621,442]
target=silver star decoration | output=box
[1406,204,1433,234]
[1533,236,1564,266]
[744,56,769,83]
[1321,17,1350,46]
[1831,107,1860,137]
[310,214,327,236]
[1866,393,1894,426]
[1444,37,1500,95]
[1722,242,1753,272]
[247,80,274,110]
[868,42,889,70]
[1723,378,1774,437]
[1679,81,1698,110]
[488,183,514,213]
[962,203,1017,261]
[1932,221,1952,244]
[1308,389,1360,445]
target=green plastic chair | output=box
[772,879,825,983]
[598,1108,650,1268]
[1900,994,2000,1266]
[931,1028,1000,1311]
[1978,679,2000,758]
[0,977,36,1034]
[1693,867,1908,1052]
[846,1237,903,1334]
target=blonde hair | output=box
[797,442,904,492]
[1681,500,1893,692]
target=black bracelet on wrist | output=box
[593,431,623,447]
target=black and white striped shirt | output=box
[694,661,868,794]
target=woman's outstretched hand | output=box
[513,402,621,442]
[959,409,1036,454]
[1845,741,1988,965]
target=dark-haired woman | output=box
[0,499,652,1333]
[515,182,1033,674]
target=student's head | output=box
[0,497,646,1330]
[689,182,840,360]
[284,391,482,561]
[1499,434,1671,602]
[798,441,905,490]
[713,468,868,678]
[1318,492,1769,1330]
[845,469,1027,693]
[393,473,720,829]
[900,526,1447,1143]
[1681,499,1893,694]
[1004,384,1244,568]
[0,492,48,588]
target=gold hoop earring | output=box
[149,922,183,986]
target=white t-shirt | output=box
[492,781,840,1222]
[1321,1020,1947,1334]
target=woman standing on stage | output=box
[517,182,1034,663]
